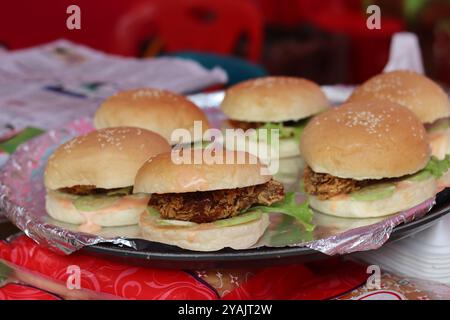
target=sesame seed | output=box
[344,110,384,134]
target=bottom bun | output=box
[139,210,270,251]
[309,177,437,218]
[45,191,149,228]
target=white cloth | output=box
[383,32,424,74]
[0,39,227,138]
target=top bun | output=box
[134,150,271,194]
[220,77,330,122]
[45,127,171,190]
[300,101,430,180]
[348,70,450,124]
[94,88,211,143]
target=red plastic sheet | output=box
[0,235,370,300]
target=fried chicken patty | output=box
[148,179,285,223]
[303,167,370,200]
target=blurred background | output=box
[0,0,449,86]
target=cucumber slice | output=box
[147,207,198,227]
[350,183,396,201]
[155,219,198,227]
[73,195,120,212]
[213,211,262,227]
[146,207,261,228]
[407,170,432,182]
[54,190,79,200]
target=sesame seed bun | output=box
[134,150,271,194]
[44,127,171,190]
[348,70,450,124]
[300,101,431,180]
[220,77,330,122]
[94,88,211,143]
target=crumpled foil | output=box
[0,91,439,255]
[0,118,137,253]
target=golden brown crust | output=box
[44,127,171,190]
[348,70,450,124]
[94,88,210,143]
[300,101,430,180]
[134,150,272,193]
[220,77,330,122]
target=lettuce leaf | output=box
[269,215,314,246]
[421,155,450,178]
[256,122,305,144]
[249,192,315,231]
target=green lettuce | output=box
[256,122,305,145]
[421,155,450,178]
[269,215,314,246]
[0,261,12,284]
[249,192,315,231]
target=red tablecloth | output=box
[0,235,369,300]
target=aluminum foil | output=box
[0,91,439,255]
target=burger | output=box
[44,127,171,232]
[219,77,330,159]
[347,70,450,185]
[348,70,450,125]
[94,88,211,144]
[134,149,313,251]
[300,101,442,218]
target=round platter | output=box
[1,90,449,270]
[83,189,450,269]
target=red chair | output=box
[109,0,263,62]
[310,11,404,83]
[0,0,135,52]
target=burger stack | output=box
[44,86,313,251]
[300,100,435,218]
[43,72,450,253]
[345,70,450,282]
[219,77,330,189]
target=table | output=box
[1,40,450,300]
